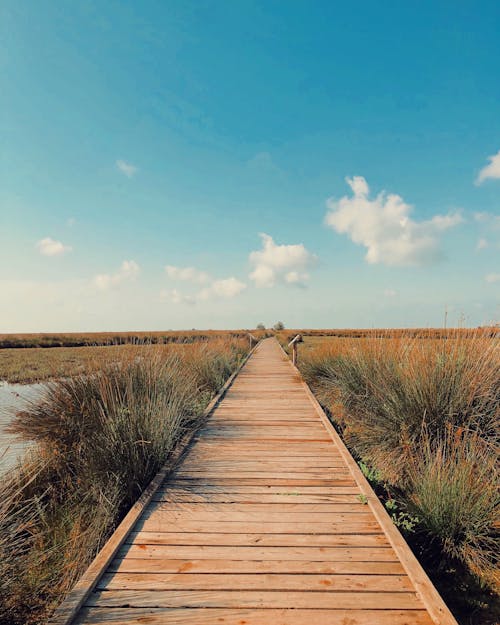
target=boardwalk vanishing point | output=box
[53,338,458,625]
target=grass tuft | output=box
[0,339,247,624]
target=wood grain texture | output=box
[58,338,457,625]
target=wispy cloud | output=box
[164,263,246,304]
[36,237,72,257]
[165,265,210,284]
[93,260,140,291]
[116,159,138,178]
[485,272,500,283]
[383,288,398,297]
[247,151,281,174]
[477,238,489,250]
[475,150,500,185]
[325,176,463,267]
[160,288,196,305]
[199,277,247,300]
[249,233,317,288]
[474,212,500,228]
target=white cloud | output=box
[477,238,489,250]
[164,265,246,304]
[165,265,210,284]
[93,260,140,291]
[475,150,500,185]
[160,288,196,305]
[116,159,138,178]
[199,277,247,300]
[485,273,500,283]
[325,176,463,267]
[383,288,398,297]
[474,212,500,228]
[36,237,72,257]
[247,151,281,173]
[249,233,317,288]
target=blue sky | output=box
[1,0,499,331]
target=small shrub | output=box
[407,432,499,591]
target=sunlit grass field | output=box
[292,329,499,623]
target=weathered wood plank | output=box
[117,545,400,561]
[127,531,389,547]
[74,607,434,625]
[97,572,414,592]
[136,520,381,534]
[108,557,404,574]
[86,589,424,609]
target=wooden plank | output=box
[143,502,367,513]
[155,485,360,494]
[140,507,374,522]
[86,589,424,609]
[153,492,361,503]
[108,558,404,574]
[117,545,400,561]
[170,478,357,486]
[75,607,434,625]
[136,520,381,534]
[97,572,414,592]
[174,471,352,479]
[127,531,389,547]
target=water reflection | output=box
[0,382,44,472]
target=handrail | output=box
[247,333,258,350]
[287,334,303,365]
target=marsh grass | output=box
[300,330,499,604]
[0,338,247,625]
[407,431,499,590]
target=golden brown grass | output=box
[298,330,499,621]
[0,337,258,384]
[0,329,260,349]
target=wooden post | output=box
[288,334,303,366]
[248,333,257,351]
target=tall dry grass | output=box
[0,338,248,625]
[300,330,499,597]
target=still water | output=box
[0,382,44,473]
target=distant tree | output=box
[256,323,266,330]
[273,321,285,331]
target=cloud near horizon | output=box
[164,264,246,304]
[485,273,500,283]
[93,260,140,291]
[165,265,210,284]
[325,176,463,267]
[475,150,500,185]
[36,237,72,257]
[249,233,317,288]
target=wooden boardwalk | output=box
[59,338,457,625]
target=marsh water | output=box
[0,382,44,473]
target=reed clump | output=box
[0,339,247,625]
[300,330,499,598]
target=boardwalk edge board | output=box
[49,342,260,625]
[277,340,458,625]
